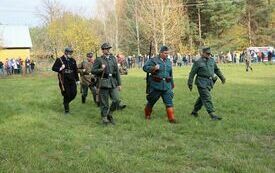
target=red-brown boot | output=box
[166,107,176,123]
[144,105,152,120]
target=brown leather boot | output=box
[166,107,176,123]
[144,105,152,120]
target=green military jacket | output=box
[78,60,95,86]
[91,54,121,89]
[188,57,225,89]
[143,55,174,91]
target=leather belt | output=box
[198,75,212,80]
[64,69,73,74]
[152,76,172,82]
[102,73,114,79]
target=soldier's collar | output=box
[103,55,110,59]
[202,57,209,61]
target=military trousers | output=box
[99,87,120,117]
[146,88,173,108]
[193,87,214,113]
[81,84,97,103]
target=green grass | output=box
[0,64,274,173]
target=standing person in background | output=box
[25,57,31,74]
[8,59,13,74]
[128,56,132,69]
[0,61,4,76]
[5,59,10,75]
[244,50,253,72]
[235,51,240,64]
[52,47,80,114]
[188,47,226,121]
[30,60,35,73]
[144,54,148,65]
[176,53,182,67]
[137,54,143,69]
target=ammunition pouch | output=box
[100,78,112,88]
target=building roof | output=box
[0,25,32,48]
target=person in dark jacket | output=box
[52,47,80,114]
[188,47,226,120]
[92,43,126,125]
[143,46,176,123]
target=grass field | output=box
[0,64,274,173]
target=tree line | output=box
[30,0,275,59]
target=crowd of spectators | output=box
[121,48,275,69]
[0,57,35,76]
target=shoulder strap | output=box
[59,57,64,65]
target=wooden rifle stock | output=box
[58,58,65,92]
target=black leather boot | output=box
[107,115,115,125]
[82,96,86,104]
[118,104,126,110]
[209,112,222,120]
[190,111,198,117]
[64,103,70,114]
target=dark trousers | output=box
[60,81,77,109]
[99,88,120,117]
[146,88,173,108]
[81,84,97,104]
[193,87,214,113]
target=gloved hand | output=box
[188,84,192,91]
[76,81,80,85]
[59,64,65,71]
[102,64,106,69]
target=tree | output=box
[33,0,100,59]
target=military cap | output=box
[86,52,93,57]
[159,45,169,52]
[202,47,211,54]
[101,43,112,49]
[64,47,73,53]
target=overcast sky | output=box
[0,0,97,27]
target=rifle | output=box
[58,58,65,92]
[146,40,153,94]
[96,67,105,103]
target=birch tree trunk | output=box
[135,0,140,55]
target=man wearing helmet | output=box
[92,43,126,125]
[52,47,80,114]
[78,52,98,105]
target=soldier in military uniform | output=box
[188,47,226,120]
[91,43,126,125]
[78,52,98,105]
[116,54,128,75]
[52,47,80,114]
[143,46,176,123]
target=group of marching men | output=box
[52,42,226,125]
